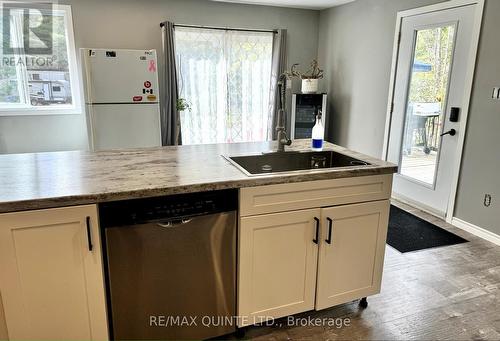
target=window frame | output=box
[0,4,82,116]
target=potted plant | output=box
[290,60,324,94]
[176,98,191,113]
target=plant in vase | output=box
[289,60,324,94]
[175,98,191,143]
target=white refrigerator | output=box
[81,48,162,151]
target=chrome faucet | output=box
[276,73,292,152]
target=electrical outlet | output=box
[492,87,500,99]
[484,194,492,207]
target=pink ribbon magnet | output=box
[148,60,157,72]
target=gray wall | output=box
[0,0,319,154]
[454,0,500,235]
[318,0,499,234]
[317,0,447,157]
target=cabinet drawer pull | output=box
[313,217,320,244]
[325,217,333,244]
[86,216,93,251]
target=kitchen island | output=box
[0,140,397,340]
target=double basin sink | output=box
[225,150,370,176]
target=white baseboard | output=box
[391,193,445,219]
[451,217,500,247]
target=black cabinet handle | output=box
[313,217,320,244]
[86,216,93,251]
[325,217,333,244]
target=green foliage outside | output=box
[26,15,70,70]
[0,12,70,103]
[408,25,455,106]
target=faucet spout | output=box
[275,77,293,152]
[276,108,291,152]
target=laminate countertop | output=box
[0,140,397,213]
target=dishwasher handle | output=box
[157,218,193,228]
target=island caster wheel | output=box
[359,297,368,309]
[235,327,246,339]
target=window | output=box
[0,4,80,114]
[175,27,273,145]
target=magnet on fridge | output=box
[133,96,143,102]
[144,81,152,88]
[148,60,157,72]
[147,95,157,101]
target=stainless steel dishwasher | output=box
[99,190,237,340]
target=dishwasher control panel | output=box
[99,189,237,227]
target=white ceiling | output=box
[210,0,356,10]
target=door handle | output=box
[157,218,193,228]
[440,129,456,137]
[86,216,93,252]
[325,217,333,244]
[313,217,320,244]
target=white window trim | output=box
[0,4,82,116]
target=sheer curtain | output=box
[175,27,273,145]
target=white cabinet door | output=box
[0,205,108,340]
[0,293,7,340]
[238,209,320,326]
[315,200,390,310]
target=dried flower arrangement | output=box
[289,60,324,80]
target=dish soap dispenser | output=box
[311,110,324,151]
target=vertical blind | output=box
[174,27,273,145]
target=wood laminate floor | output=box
[232,201,500,340]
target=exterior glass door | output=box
[386,5,476,217]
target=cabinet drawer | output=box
[240,175,392,217]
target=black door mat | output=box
[387,205,468,253]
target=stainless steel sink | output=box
[225,150,370,176]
